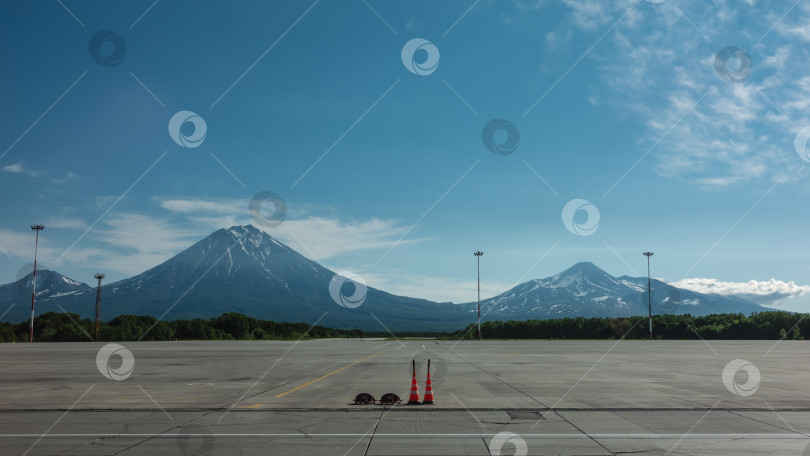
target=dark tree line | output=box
[0,312,363,342]
[451,312,808,340]
[2,311,806,342]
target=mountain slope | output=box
[473,262,647,318]
[0,230,771,331]
[0,270,91,322]
[33,226,469,331]
[466,262,767,320]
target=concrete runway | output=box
[1,339,809,455]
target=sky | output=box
[1,0,810,312]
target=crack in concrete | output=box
[112,410,211,455]
[447,351,548,408]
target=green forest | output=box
[0,312,362,342]
[452,311,809,340]
[0,311,807,342]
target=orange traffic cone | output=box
[406,359,421,405]
[422,359,436,405]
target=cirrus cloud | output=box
[523,0,810,187]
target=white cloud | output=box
[160,199,242,215]
[0,215,201,279]
[5,215,206,277]
[532,1,810,188]
[97,214,199,253]
[52,172,79,184]
[3,162,43,177]
[273,217,418,261]
[0,194,429,282]
[0,229,105,274]
[560,0,637,31]
[776,20,810,42]
[161,197,421,261]
[45,217,87,230]
[672,277,810,306]
[0,229,51,261]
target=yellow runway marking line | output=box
[275,350,386,398]
[88,396,205,399]
[239,403,264,409]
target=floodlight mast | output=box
[94,273,105,342]
[474,251,483,341]
[643,251,654,341]
[29,225,44,343]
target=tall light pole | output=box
[29,225,44,343]
[94,273,104,342]
[474,251,483,341]
[643,251,654,341]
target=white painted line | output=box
[371,341,396,350]
[2,433,806,439]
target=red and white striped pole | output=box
[29,225,44,343]
[643,251,654,341]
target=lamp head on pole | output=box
[643,251,654,258]
[31,225,44,231]
[94,273,105,281]
[474,251,483,257]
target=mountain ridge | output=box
[0,226,769,330]
[465,261,766,320]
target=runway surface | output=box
[1,339,808,455]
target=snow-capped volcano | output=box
[467,262,766,320]
[541,262,639,294]
[1,269,90,299]
[15,225,465,331]
[474,262,643,318]
[0,228,770,330]
[106,225,334,300]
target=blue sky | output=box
[2,0,810,311]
